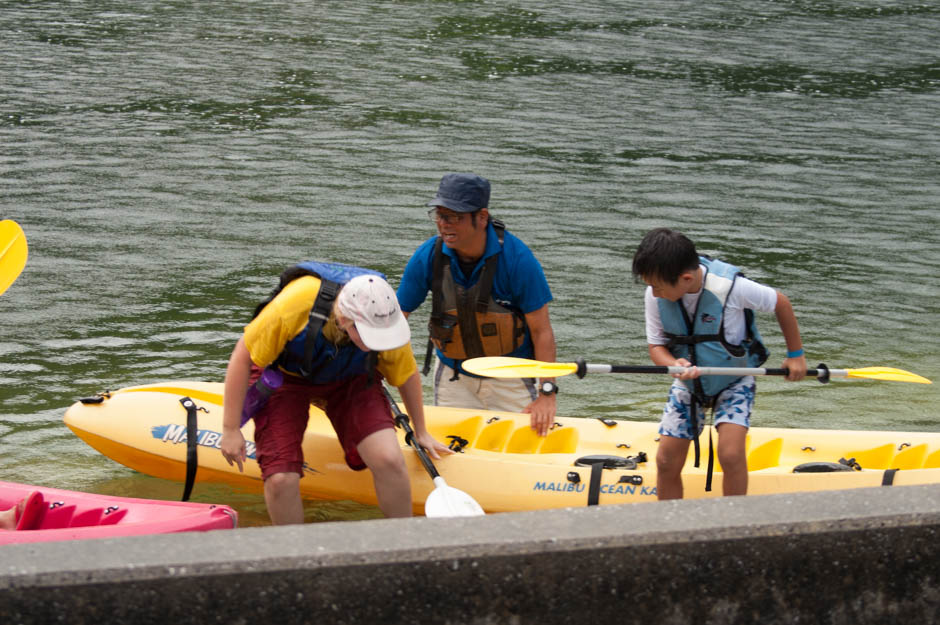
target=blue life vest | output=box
[263,261,385,384]
[657,257,769,399]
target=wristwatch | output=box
[539,381,559,395]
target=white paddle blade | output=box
[424,476,485,517]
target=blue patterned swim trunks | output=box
[659,376,756,439]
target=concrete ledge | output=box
[3,484,940,624]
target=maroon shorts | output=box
[249,367,396,479]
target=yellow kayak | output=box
[63,381,940,514]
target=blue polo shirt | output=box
[397,221,553,374]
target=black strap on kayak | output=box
[882,468,898,486]
[179,396,201,502]
[587,462,604,506]
[574,454,647,506]
[839,457,863,471]
[79,390,111,404]
[446,435,469,452]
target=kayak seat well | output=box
[539,426,579,454]
[925,448,940,469]
[694,436,784,473]
[746,437,783,472]
[69,508,104,528]
[506,426,544,454]
[70,506,129,528]
[440,416,484,452]
[503,424,580,455]
[41,504,76,530]
[843,444,894,470]
[33,501,131,530]
[474,419,514,452]
[891,443,927,470]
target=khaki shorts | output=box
[433,358,537,413]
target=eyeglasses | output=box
[427,208,468,225]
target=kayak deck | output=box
[62,381,940,514]
[0,479,237,545]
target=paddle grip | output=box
[575,357,587,379]
[765,363,830,383]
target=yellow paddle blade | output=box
[462,357,578,378]
[0,220,27,297]
[846,367,932,384]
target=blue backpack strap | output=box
[262,261,383,379]
[300,277,340,378]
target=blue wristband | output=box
[786,348,804,358]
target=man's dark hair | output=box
[469,209,491,229]
[631,228,700,285]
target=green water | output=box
[1,1,938,526]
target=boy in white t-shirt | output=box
[631,228,807,500]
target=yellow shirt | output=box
[243,275,417,386]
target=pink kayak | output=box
[0,480,237,545]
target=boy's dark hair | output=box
[631,228,700,284]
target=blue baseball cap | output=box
[426,173,490,213]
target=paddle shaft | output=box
[462,357,930,384]
[382,387,441,479]
[586,363,840,381]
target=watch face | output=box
[540,382,556,394]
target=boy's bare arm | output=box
[774,291,807,381]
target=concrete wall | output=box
[2,484,940,625]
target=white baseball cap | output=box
[335,274,411,351]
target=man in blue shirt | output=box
[397,173,558,436]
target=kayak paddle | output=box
[382,387,485,517]
[0,220,27,296]
[462,356,932,385]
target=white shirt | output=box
[645,265,778,347]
